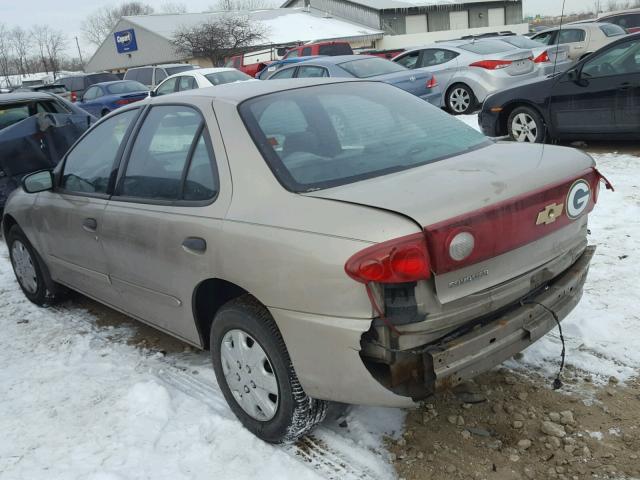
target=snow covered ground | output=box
[0,115,638,479]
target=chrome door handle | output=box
[182,237,207,254]
[82,217,97,232]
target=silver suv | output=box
[2,79,602,443]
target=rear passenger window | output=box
[119,106,212,201]
[62,109,139,194]
[135,68,153,85]
[155,69,168,84]
[558,29,586,44]
[183,135,218,201]
[301,47,312,56]
[297,66,328,78]
[178,76,197,91]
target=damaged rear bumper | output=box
[424,245,595,392]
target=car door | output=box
[416,48,460,90]
[557,28,588,60]
[548,39,637,136]
[34,108,140,304]
[99,103,232,344]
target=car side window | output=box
[178,76,197,91]
[301,47,312,56]
[582,38,640,78]
[297,66,329,78]
[558,29,586,44]
[119,105,206,201]
[286,49,299,58]
[62,109,139,194]
[270,68,296,79]
[156,78,178,96]
[136,68,154,85]
[183,134,219,201]
[155,68,168,84]
[420,49,458,67]
[533,31,557,45]
[83,86,100,101]
[395,51,420,69]
[71,77,85,92]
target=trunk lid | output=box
[305,142,597,301]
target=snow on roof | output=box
[282,0,518,11]
[124,8,383,45]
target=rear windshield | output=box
[166,65,196,76]
[106,81,148,94]
[338,57,407,78]
[205,70,252,85]
[318,43,353,56]
[600,24,627,37]
[35,85,67,94]
[239,83,489,192]
[502,36,544,49]
[459,40,515,54]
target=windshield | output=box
[205,70,252,85]
[459,40,515,54]
[166,65,196,76]
[239,83,490,192]
[338,57,407,78]
[106,81,147,94]
[502,36,544,49]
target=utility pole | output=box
[75,36,84,66]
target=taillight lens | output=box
[70,91,77,102]
[116,98,143,106]
[426,75,438,89]
[345,233,431,284]
[469,59,512,70]
[534,51,550,63]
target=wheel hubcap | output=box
[450,88,471,113]
[512,113,538,143]
[221,329,279,421]
[11,240,38,294]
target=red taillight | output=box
[426,75,438,89]
[116,97,143,106]
[469,59,512,70]
[70,91,77,102]
[345,233,431,284]
[534,51,550,63]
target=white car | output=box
[531,23,627,61]
[152,67,254,97]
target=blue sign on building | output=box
[114,29,138,54]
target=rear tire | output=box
[507,106,546,143]
[7,225,65,306]
[446,83,476,115]
[210,295,328,443]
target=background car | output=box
[59,72,121,103]
[282,41,352,59]
[256,56,324,80]
[265,55,440,105]
[76,80,149,117]
[479,32,640,143]
[531,22,627,61]
[598,8,640,33]
[124,64,198,89]
[0,91,93,210]
[392,39,538,114]
[489,35,573,75]
[15,83,71,100]
[153,68,253,96]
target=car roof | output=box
[598,7,640,18]
[91,80,145,87]
[535,22,619,33]
[0,91,57,103]
[130,63,193,69]
[147,77,364,105]
[293,55,378,65]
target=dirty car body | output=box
[2,79,601,442]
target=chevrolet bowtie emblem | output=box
[536,203,564,225]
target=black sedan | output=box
[480,32,640,143]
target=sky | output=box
[0,0,598,58]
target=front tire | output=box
[211,295,327,443]
[7,225,63,305]
[446,84,476,115]
[507,106,546,143]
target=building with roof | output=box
[85,8,384,73]
[282,0,527,48]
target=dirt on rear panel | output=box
[388,368,640,480]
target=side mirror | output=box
[149,89,157,97]
[566,69,579,82]
[22,170,53,194]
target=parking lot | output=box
[1,114,638,479]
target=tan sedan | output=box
[2,79,604,443]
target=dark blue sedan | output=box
[77,80,149,117]
[264,55,441,105]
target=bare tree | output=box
[172,14,266,66]
[11,27,31,76]
[32,26,50,75]
[0,23,13,87]
[44,28,66,80]
[161,2,188,13]
[210,0,269,11]
[82,2,155,46]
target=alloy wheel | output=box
[511,112,539,143]
[449,87,471,113]
[221,329,279,421]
